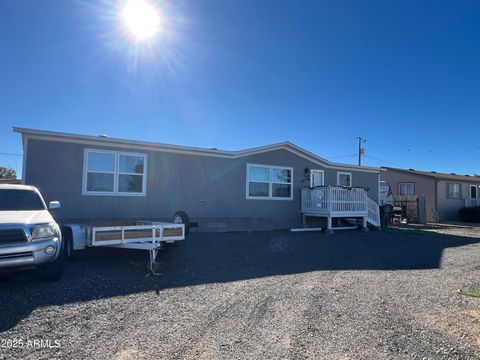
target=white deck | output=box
[301,186,380,229]
[465,199,480,208]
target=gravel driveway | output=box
[1,227,480,359]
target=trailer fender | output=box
[63,224,87,250]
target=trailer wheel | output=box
[152,262,162,273]
[172,211,190,235]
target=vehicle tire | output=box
[41,255,63,282]
[172,211,190,236]
[63,228,77,261]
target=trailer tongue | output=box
[64,221,185,273]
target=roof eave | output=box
[13,127,383,173]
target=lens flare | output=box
[122,0,161,40]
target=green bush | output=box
[458,207,480,223]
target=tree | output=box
[0,166,17,179]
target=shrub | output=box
[458,207,480,223]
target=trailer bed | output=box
[64,221,185,273]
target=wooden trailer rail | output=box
[90,224,185,246]
[66,222,185,274]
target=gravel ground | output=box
[1,227,480,360]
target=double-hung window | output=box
[398,182,415,196]
[85,151,116,193]
[447,183,461,199]
[337,172,352,187]
[247,164,293,200]
[83,149,147,196]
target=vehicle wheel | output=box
[63,229,77,261]
[172,211,190,236]
[41,255,63,282]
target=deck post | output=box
[326,216,333,234]
[302,214,306,226]
[362,217,368,232]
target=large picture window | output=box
[83,149,147,196]
[247,164,293,200]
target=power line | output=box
[0,152,23,156]
[328,154,357,160]
[363,155,404,167]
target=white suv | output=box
[0,184,63,281]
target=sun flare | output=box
[122,0,161,40]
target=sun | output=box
[122,0,161,40]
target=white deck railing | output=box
[465,199,480,208]
[301,186,380,226]
[367,196,380,227]
[301,186,368,215]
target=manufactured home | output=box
[381,167,480,222]
[15,127,382,232]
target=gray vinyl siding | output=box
[24,138,379,231]
[437,181,469,221]
[381,170,437,222]
[382,168,480,222]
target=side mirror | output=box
[49,201,61,210]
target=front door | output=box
[470,185,478,199]
[310,170,324,188]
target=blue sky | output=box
[1,0,480,177]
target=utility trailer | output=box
[62,221,185,273]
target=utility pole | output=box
[357,137,366,166]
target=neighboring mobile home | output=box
[0,178,21,185]
[381,167,480,222]
[15,127,382,231]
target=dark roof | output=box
[382,167,480,182]
[0,178,21,184]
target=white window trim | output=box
[469,185,478,199]
[82,148,148,196]
[337,172,352,187]
[246,163,293,200]
[310,169,325,188]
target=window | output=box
[470,185,478,199]
[398,182,415,196]
[118,154,145,193]
[83,149,147,196]
[337,172,352,187]
[447,183,461,199]
[247,164,293,200]
[85,152,115,193]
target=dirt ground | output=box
[1,225,480,359]
[399,221,480,238]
